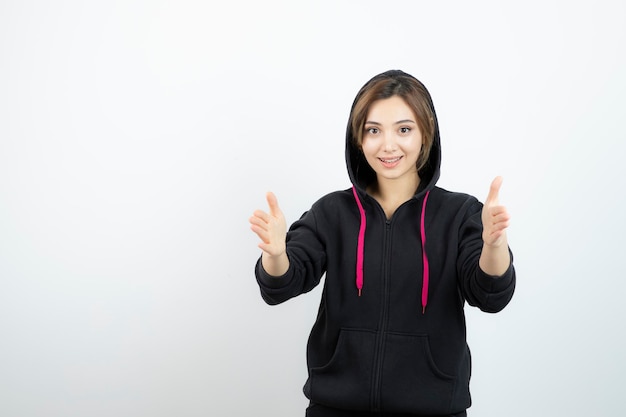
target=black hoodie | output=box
[255,70,516,416]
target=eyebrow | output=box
[365,119,416,125]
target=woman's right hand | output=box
[249,192,289,276]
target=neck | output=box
[368,174,421,218]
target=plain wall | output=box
[1,1,625,416]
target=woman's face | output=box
[361,95,423,185]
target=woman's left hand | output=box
[481,176,510,247]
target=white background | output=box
[1,1,625,416]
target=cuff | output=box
[476,250,515,293]
[255,257,294,290]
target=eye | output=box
[399,127,411,134]
[365,127,379,135]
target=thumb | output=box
[266,191,282,217]
[486,176,503,205]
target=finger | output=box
[485,206,510,221]
[491,214,511,225]
[249,215,269,229]
[266,192,282,217]
[250,224,270,243]
[485,176,503,205]
[251,209,271,223]
[484,209,510,224]
[487,220,510,233]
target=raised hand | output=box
[250,192,287,255]
[481,176,510,248]
[479,176,511,276]
[249,192,289,276]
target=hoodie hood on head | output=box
[345,70,442,312]
[345,70,442,197]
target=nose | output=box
[383,132,397,152]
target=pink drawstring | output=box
[420,190,430,314]
[352,187,430,312]
[352,186,366,296]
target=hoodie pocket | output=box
[305,328,376,411]
[380,332,456,414]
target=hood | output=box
[345,70,442,313]
[345,70,442,197]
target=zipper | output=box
[371,218,392,412]
[365,194,421,411]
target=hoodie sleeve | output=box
[457,199,516,313]
[255,207,327,305]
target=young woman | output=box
[249,70,516,417]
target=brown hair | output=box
[350,71,435,173]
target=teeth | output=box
[381,157,401,163]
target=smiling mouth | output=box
[379,156,402,163]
